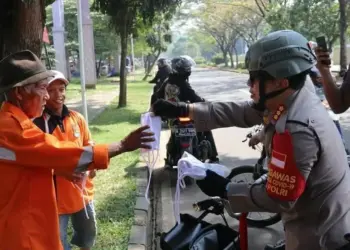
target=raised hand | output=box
[121,125,155,152]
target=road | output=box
[152,68,350,250]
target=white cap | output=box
[48,70,69,86]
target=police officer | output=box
[152,30,350,249]
[153,56,220,165]
[149,58,172,105]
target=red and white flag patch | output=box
[271,150,287,169]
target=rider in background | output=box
[149,58,172,105]
[152,56,220,165]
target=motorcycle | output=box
[165,117,212,169]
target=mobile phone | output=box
[316,36,331,65]
[316,36,328,52]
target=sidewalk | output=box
[65,88,118,123]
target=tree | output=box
[0,0,55,105]
[195,1,248,68]
[267,0,340,51]
[45,0,119,77]
[170,36,201,58]
[92,0,182,108]
[188,29,218,60]
[140,14,173,80]
[0,0,55,59]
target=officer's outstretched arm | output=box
[225,124,319,213]
[189,101,263,132]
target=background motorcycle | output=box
[165,117,212,169]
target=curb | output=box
[128,162,151,250]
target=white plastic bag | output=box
[174,152,230,223]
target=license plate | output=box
[174,127,196,137]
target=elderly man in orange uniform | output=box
[34,70,97,250]
[0,50,154,250]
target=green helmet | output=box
[246,30,316,78]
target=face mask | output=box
[174,152,229,224]
[140,112,162,203]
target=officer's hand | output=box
[152,99,189,118]
[248,134,261,149]
[121,125,155,152]
[315,47,331,72]
[196,170,230,198]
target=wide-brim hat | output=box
[0,50,55,94]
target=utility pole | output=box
[77,0,97,89]
[52,0,68,77]
[77,0,88,123]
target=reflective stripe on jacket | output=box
[36,109,95,214]
[0,102,109,250]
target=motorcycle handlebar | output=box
[192,198,222,212]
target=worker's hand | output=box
[315,47,332,73]
[152,99,189,118]
[196,170,230,199]
[120,125,155,152]
[88,170,96,179]
[55,171,85,183]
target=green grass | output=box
[65,77,119,101]
[66,72,147,101]
[70,79,152,250]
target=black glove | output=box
[152,99,189,118]
[196,170,230,198]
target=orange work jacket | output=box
[38,108,95,214]
[0,102,109,250]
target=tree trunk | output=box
[142,51,160,81]
[223,51,228,67]
[0,0,45,59]
[339,0,348,76]
[229,50,234,68]
[0,0,45,106]
[328,41,334,56]
[96,55,102,78]
[234,47,239,68]
[118,21,128,108]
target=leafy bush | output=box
[236,62,246,69]
[212,54,225,65]
[194,56,207,65]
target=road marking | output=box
[239,89,251,96]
